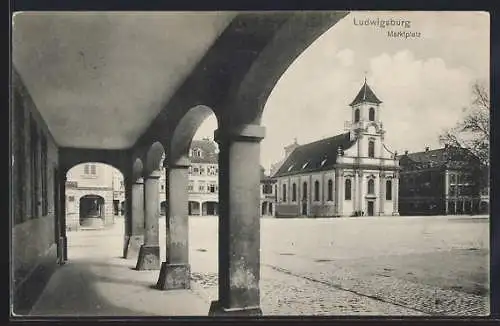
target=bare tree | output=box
[439,81,490,166]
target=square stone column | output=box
[59,173,68,264]
[392,171,400,216]
[124,177,145,259]
[208,124,265,316]
[136,171,161,270]
[157,156,191,290]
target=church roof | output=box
[397,146,479,169]
[272,132,356,178]
[349,80,382,106]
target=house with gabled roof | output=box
[271,79,400,217]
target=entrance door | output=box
[302,202,307,216]
[367,201,374,216]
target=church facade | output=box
[272,80,400,217]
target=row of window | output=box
[189,165,218,176]
[14,100,50,224]
[354,107,376,123]
[187,181,218,193]
[280,179,393,202]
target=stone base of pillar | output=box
[123,235,144,259]
[208,301,262,316]
[156,262,191,290]
[392,212,400,216]
[135,245,160,270]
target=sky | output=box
[193,11,490,172]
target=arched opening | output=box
[79,195,105,228]
[261,202,267,216]
[369,107,375,121]
[302,182,308,200]
[64,162,125,262]
[386,180,392,200]
[367,179,375,194]
[345,179,352,200]
[188,201,201,216]
[354,108,360,122]
[368,140,375,158]
[292,183,297,202]
[65,162,124,232]
[314,180,320,201]
[327,179,333,201]
[268,202,273,215]
[202,201,218,216]
[282,184,287,202]
[479,201,489,214]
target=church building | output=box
[272,80,400,217]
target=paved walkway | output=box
[28,215,489,316]
[29,221,210,316]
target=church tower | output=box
[348,78,386,159]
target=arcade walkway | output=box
[29,218,209,316]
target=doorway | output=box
[302,202,307,216]
[367,201,374,216]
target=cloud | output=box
[368,50,474,153]
[336,48,354,67]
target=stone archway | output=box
[79,194,105,229]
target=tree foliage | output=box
[439,81,490,166]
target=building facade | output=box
[398,145,489,215]
[272,80,400,217]
[65,163,122,230]
[260,167,277,217]
[160,138,220,216]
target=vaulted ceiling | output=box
[12,12,236,149]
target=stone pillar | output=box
[352,171,358,215]
[200,201,203,216]
[358,171,363,215]
[136,171,161,270]
[124,178,145,259]
[392,172,400,216]
[444,171,450,215]
[208,125,264,316]
[335,169,343,217]
[58,172,68,264]
[379,173,385,216]
[157,157,191,290]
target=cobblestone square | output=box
[187,215,489,316]
[36,215,489,316]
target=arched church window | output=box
[303,182,308,200]
[282,184,287,202]
[354,109,360,123]
[345,179,352,200]
[368,140,375,158]
[327,179,333,201]
[386,180,392,200]
[292,183,297,202]
[368,179,375,194]
[314,180,320,201]
[369,107,375,121]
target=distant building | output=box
[65,163,123,230]
[160,138,219,216]
[398,145,489,215]
[260,167,277,217]
[272,80,400,217]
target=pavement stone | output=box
[26,215,489,316]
